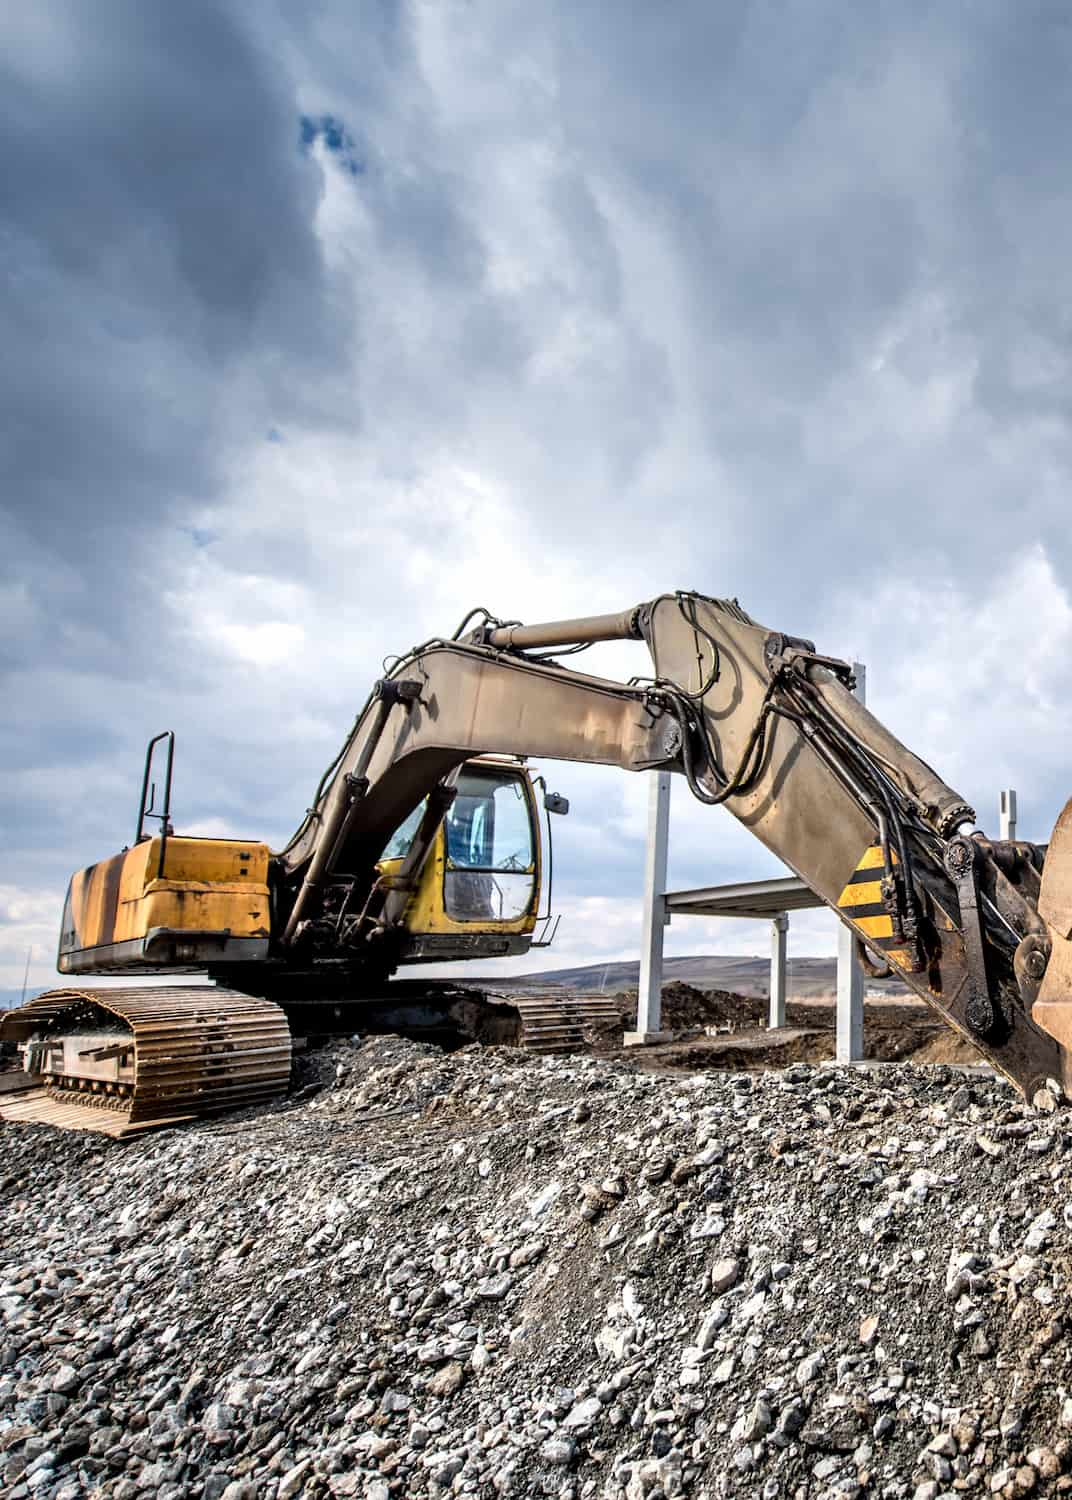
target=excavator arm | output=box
[273,591,1071,1103]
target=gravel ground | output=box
[2,1038,1072,1500]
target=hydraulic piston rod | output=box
[484,608,643,651]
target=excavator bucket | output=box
[0,986,291,1137]
[1032,798,1072,1059]
[1038,798,1072,940]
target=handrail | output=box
[135,731,175,878]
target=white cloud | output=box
[0,884,60,991]
[822,543,1072,841]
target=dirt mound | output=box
[582,981,985,1074]
[581,982,762,1048]
[661,981,764,1031]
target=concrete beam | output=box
[665,874,822,918]
[1000,789,1017,841]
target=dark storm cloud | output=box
[518,0,1072,604]
[2,1,345,560]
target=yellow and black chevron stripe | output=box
[837,845,914,971]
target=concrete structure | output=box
[1000,789,1017,841]
[770,913,788,1030]
[623,770,673,1045]
[653,864,836,1039]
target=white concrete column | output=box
[626,770,673,1045]
[852,661,867,711]
[836,662,866,1063]
[770,913,788,1029]
[836,920,865,1062]
[1000,789,1018,841]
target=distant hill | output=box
[499,954,909,999]
[0,959,910,1013]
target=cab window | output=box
[444,770,535,921]
[382,802,425,862]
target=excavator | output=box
[6,590,1072,1135]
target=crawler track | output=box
[0,986,292,1137]
[0,984,620,1138]
[507,992,623,1053]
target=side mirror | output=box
[544,791,570,816]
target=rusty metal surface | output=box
[1033,934,1072,1095]
[0,1084,193,1138]
[1,986,291,1130]
[1039,797,1072,940]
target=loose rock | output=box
[2,1036,1071,1499]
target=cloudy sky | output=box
[5,0,1072,999]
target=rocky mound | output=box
[582,983,980,1071]
[2,1039,1072,1500]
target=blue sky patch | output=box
[182,526,217,549]
[299,114,364,176]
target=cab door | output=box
[378,761,542,959]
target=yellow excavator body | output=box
[57,837,273,974]
[5,757,550,1134]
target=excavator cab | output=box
[380,757,559,962]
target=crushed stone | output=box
[2,1036,1072,1499]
